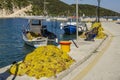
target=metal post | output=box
[44,0,46,15]
[97,0,101,22]
[44,0,48,16]
[76,0,79,41]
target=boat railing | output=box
[22,21,30,34]
[78,22,88,32]
[26,23,30,31]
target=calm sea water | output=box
[0,18,76,68]
[0,18,35,68]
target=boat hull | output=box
[22,34,48,48]
[64,25,76,34]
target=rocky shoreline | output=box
[0,5,32,18]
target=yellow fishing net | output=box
[80,22,106,39]
[26,32,41,40]
[92,22,106,39]
[10,45,75,79]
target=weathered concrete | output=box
[63,22,120,80]
[82,22,120,80]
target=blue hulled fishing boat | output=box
[64,25,76,34]
[61,17,87,34]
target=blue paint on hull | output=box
[64,25,76,34]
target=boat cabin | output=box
[29,19,45,35]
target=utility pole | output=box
[97,0,101,22]
[76,0,79,41]
[44,0,48,16]
[44,0,46,15]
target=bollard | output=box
[59,41,71,53]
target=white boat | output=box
[22,34,48,48]
[22,17,57,47]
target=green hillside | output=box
[0,0,30,10]
[29,0,74,16]
[0,0,119,16]
[75,4,120,16]
[30,0,120,16]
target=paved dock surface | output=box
[63,22,120,80]
[82,22,120,80]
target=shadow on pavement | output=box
[0,69,11,80]
[0,61,19,80]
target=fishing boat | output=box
[63,25,76,34]
[22,17,58,47]
[61,17,88,34]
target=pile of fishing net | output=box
[26,31,41,40]
[80,22,106,39]
[91,22,106,39]
[9,45,75,79]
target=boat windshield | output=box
[31,20,41,25]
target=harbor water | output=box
[0,18,76,68]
